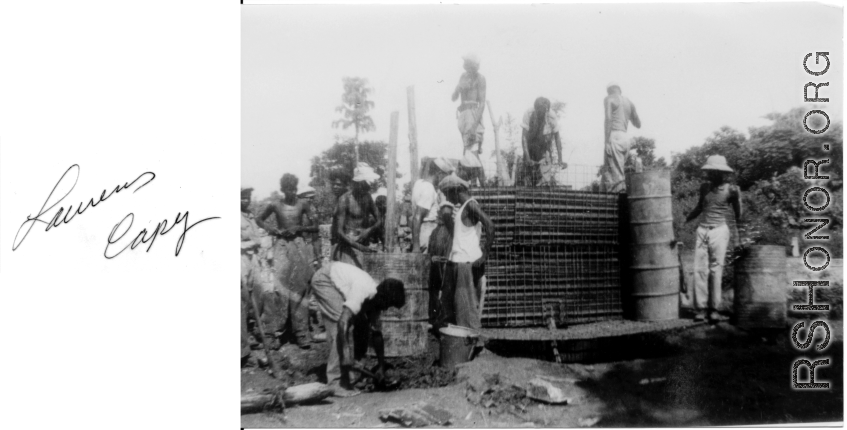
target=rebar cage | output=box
[464,162,625,328]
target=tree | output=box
[332,77,376,162]
[629,136,667,170]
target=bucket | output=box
[439,325,479,369]
[626,170,680,321]
[735,245,787,328]
[362,252,431,357]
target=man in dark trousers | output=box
[438,174,494,331]
[256,173,319,349]
[310,261,405,397]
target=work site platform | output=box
[480,319,704,363]
[481,318,701,341]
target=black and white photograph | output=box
[1,1,843,430]
[241,2,844,428]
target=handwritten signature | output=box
[12,164,220,257]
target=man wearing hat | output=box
[452,53,487,185]
[438,174,494,331]
[256,173,319,349]
[602,82,641,192]
[411,157,452,253]
[241,187,262,365]
[333,163,381,267]
[684,155,742,324]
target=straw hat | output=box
[433,157,454,174]
[701,155,734,173]
[438,174,470,191]
[606,81,620,91]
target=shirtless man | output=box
[452,53,487,185]
[328,168,352,249]
[256,173,319,349]
[332,163,381,268]
[603,82,641,192]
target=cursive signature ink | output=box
[12,164,155,251]
[104,211,220,258]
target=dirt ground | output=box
[242,320,843,428]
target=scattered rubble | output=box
[466,373,533,417]
[578,417,600,427]
[526,378,570,404]
[379,402,453,427]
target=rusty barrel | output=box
[626,170,680,321]
[734,245,787,328]
[362,252,431,357]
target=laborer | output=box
[241,186,262,365]
[297,185,321,267]
[452,53,487,186]
[328,168,352,253]
[332,163,381,267]
[684,155,742,324]
[256,173,319,349]
[520,97,563,187]
[602,82,642,192]
[427,202,454,328]
[438,174,494,331]
[310,261,405,397]
[411,157,453,253]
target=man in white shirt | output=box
[411,157,452,253]
[438,174,493,331]
[310,261,405,397]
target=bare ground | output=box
[242,320,843,428]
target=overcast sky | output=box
[242,3,842,199]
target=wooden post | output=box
[407,86,419,185]
[486,101,512,185]
[385,111,399,251]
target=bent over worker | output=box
[310,261,405,397]
[684,155,742,324]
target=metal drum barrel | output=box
[626,170,680,321]
[734,245,787,328]
[362,252,431,356]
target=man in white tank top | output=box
[437,174,494,331]
[684,155,742,324]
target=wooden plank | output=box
[385,111,399,250]
[407,86,419,184]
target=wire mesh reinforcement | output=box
[467,163,625,328]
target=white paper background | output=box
[0,1,239,429]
